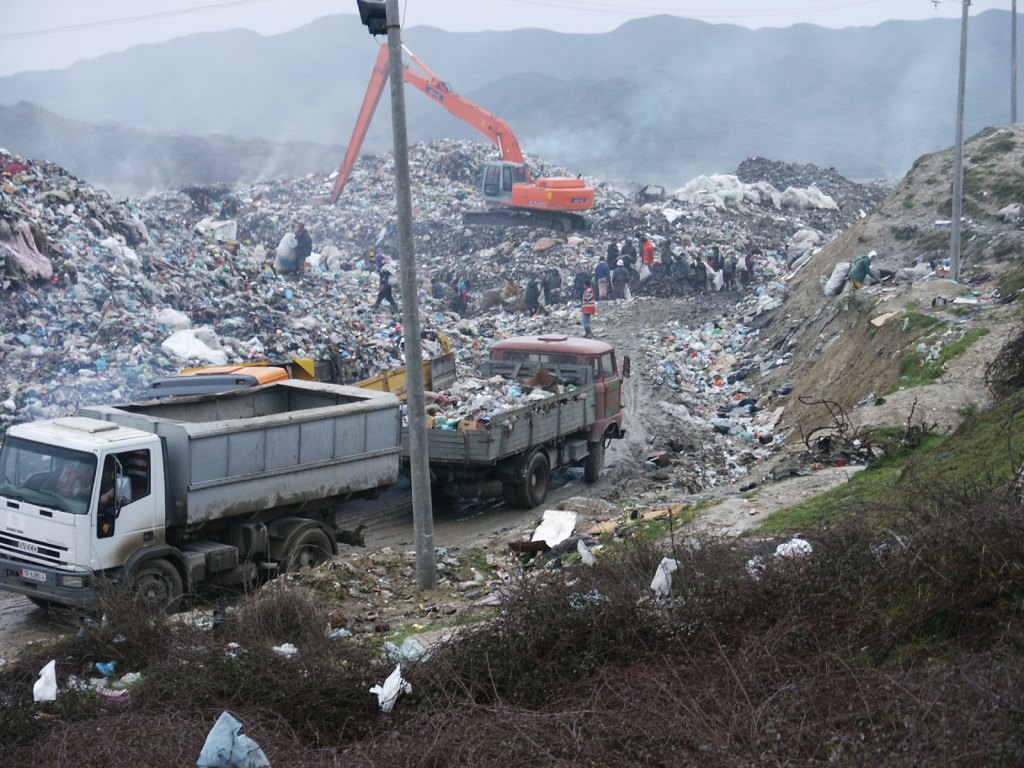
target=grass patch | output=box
[997,261,1024,297]
[756,463,901,534]
[896,327,989,389]
[902,311,944,333]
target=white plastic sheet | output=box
[33,659,57,702]
[197,711,271,768]
[531,509,577,547]
[650,557,681,598]
[370,664,412,713]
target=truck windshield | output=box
[0,437,97,515]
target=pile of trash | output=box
[424,374,566,430]
[1,139,883,476]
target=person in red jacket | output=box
[642,236,656,267]
[581,279,597,338]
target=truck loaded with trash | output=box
[418,334,628,508]
[0,335,625,611]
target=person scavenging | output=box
[373,256,399,310]
[581,278,597,338]
[294,222,312,273]
[524,274,543,316]
[849,250,878,290]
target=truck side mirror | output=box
[622,356,631,378]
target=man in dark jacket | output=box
[524,275,543,316]
[294,223,312,273]
[606,238,620,272]
[612,260,630,300]
[543,267,562,305]
[373,258,398,311]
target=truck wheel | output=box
[503,482,525,509]
[282,527,333,572]
[134,559,183,614]
[584,440,604,484]
[521,450,550,508]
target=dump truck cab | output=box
[486,334,627,444]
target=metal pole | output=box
[1014,0,1019,123]
[950,0,971,283]
[384,0,435,589]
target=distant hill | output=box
[0,11,1019,190]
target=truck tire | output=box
[521,450,550,509]
[133,559,183,614]
[503,481,525,509]
[584,440,604,484]
[282,527,334,572]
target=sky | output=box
[0,0,1014,77]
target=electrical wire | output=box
[0,0,270,42]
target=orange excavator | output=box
[331,44,593,231]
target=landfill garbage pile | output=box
[0,138,885,499]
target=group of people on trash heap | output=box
[577,234,765,300]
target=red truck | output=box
[413,335,629,508]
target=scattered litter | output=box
[650,557,682,598]
[370,664,412,713]
[272,643,298,658]
[577,538,596,566]
[531,509,577,548]
[197,711,271,768]
[385,637,430,664]
[33,659,57,702]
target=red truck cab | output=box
[487,335,628,444]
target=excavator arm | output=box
[332,44,592,230]
[331,44,525,203]
[331,45,391,203]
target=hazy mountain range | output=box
[0,11,1018,195]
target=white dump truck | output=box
[0,381,401,611]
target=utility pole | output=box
[358,0,436,588]
[1014,0,1019,123]
[950,0,971,283]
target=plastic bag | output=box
[387,272,398,287]
[33,659,57,702]
[639,263,652,283]
[274,232,298,273]
[823,261,851,296]
[197,711,270,768]
[712,270,724,291]
[370,664,412,713]
[623,283,632,301]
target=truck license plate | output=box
[20,568,46,583]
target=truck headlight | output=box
[60,575,86,588]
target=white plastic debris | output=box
[775,537,813,558]
[153,306,191,329]
[531,509,577,548]
[577,538,596,566]
[272,643,298,658]
[650,557,681,598]
[197,711,271,768]
[160,327,229,365]
[370,664,412,713]
[33,659,57,702]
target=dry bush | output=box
[5,474,1024,766]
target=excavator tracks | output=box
[463,209,588,232]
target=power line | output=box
[0,0,270,42]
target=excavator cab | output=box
[481,161,529,203]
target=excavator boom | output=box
[331,44,593,230]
